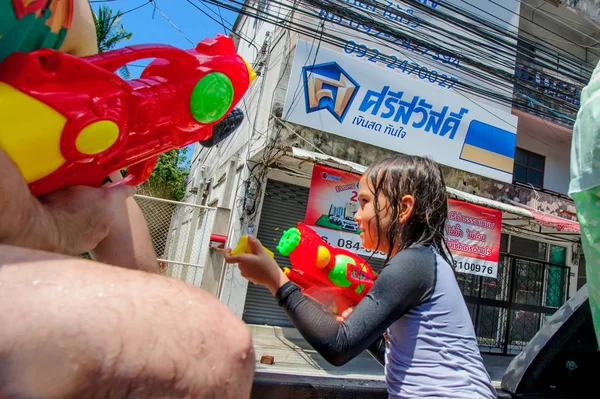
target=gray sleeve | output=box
[276,245,437,366]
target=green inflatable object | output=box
[570,59,600,347]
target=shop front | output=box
[241,149,580,355]
[459,234,574,355]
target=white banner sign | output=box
[299,0,521,114]
[282,39,519,183]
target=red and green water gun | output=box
[233,223,378,314]
[0,34,255,196]
[277,223,378,315]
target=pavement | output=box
[249,324,513,394]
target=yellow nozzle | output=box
[231,236,274,258]
[0,82,67,183]
[241,56,257,86]
[316,246,331,268]
[283,267,291,276]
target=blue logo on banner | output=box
[302,62,360,123]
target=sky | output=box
[92,0,239,76]
[91,0,240,164]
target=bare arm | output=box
[0,245,255,399]
[59,0,99,57]
[0,149,56,252]
[90,172,159,273]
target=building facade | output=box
[186,0,598,355]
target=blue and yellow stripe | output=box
[460,120,516,174]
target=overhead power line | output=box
[198,0,594,127]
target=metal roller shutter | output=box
[242,179,385,326]
[242,179,308,326]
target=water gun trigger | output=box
[121,156,159,187]
[102,157,157,190]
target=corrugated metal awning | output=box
[502,197,580,233]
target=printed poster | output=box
[305,165,387,259]
[306,165,503,277]
[446,199,502,278]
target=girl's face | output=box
[354,175,391,253]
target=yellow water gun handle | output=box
[231,236,274,258]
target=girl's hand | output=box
[335,307,354,324]
[224,235,289,295]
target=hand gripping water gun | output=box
[230,235,275,258]
[0,34,256,196]
[277,223,378,315]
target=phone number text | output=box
[344,40,459,89]
[321,235,387,257]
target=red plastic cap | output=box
[195,34,236,55]
[210,234,227,244]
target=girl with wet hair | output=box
[226,154,496,398]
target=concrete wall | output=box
[563,0,600,29]
[519,0,600,68]
[515,127,570,194]
[214,27,297,316]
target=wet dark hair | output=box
[365,154,453,265]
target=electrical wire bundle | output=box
[193,0,598,128]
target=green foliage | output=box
[138,148,191,201]
[92,5,133,79]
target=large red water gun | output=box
[276,223,378,315]
[0,34,255,196]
